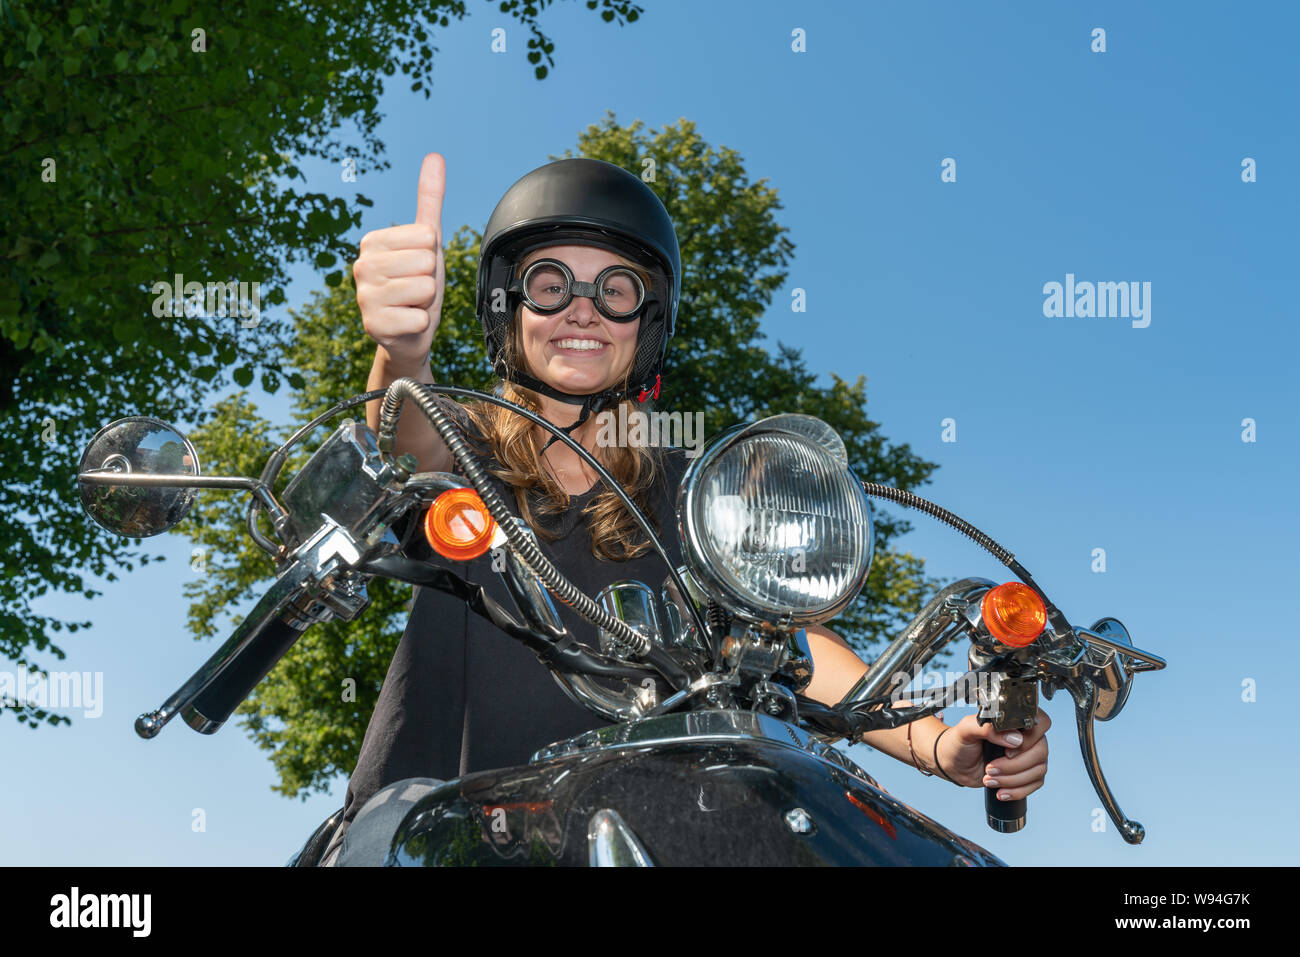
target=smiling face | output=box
[514,244,644,398]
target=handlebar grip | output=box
[983,740,1027,833]
[181,615,305,734]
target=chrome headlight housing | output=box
[676,414,873,626]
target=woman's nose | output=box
[563,294,600,324]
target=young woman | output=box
[323,154,1050,865]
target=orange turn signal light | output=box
[423,488,497,562]
[980,582,1046,648]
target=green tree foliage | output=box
[181,115,944,798]
[1,0,644,728]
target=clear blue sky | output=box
[10,0,1297,866]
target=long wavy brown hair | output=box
[462,252,664,562]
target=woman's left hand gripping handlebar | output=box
[935,708,1052,799]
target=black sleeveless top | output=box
[338,396,689,830]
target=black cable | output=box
[362,555,660,683]
[860,481,1074,639]
[798,660,1008,737]
[862,481,1015,565]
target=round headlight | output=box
[677,416,873,625]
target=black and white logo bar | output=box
[49,887,151,938]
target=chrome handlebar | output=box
[78,383,1167,847]
[829,576,1165,844]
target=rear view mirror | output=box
[77,416,200,537]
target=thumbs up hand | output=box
[355,152,447,367]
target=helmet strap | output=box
[493,362,620,453]
[539,391,610,454]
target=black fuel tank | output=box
[388,712,1003,866]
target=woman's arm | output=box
[801,623,945,767]
[802,623,1050,799]
[356,153,454,474]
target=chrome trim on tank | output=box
[531,710,879,789]
[588,809,654,867]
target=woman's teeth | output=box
[554,339,607,351]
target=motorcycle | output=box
[75,378,1166,866]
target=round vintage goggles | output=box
[509,258,647,322]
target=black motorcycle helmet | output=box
[476,158,681,415]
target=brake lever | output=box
[1037,634,1163,844]
[135,518,377,738]
[1061,673,1146,844]
[134,559,316,738]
